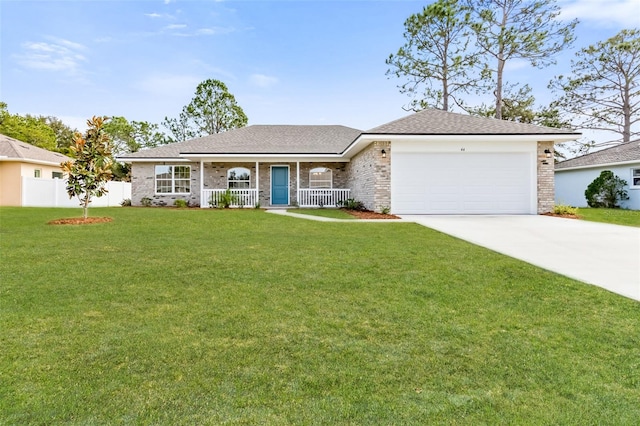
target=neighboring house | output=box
[555,140,640,210]
[0,134,70,206]
[119,109,579,214]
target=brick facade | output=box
[131,162,201,207]
[130,140,552,214]
[131,161,354,208]
[537,141,555,214]
[344,141,391,213]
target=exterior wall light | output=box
[544,149,552,158]
[381,149,386,158]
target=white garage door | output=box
[392,152,534,214]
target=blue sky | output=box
[1,0,638,134]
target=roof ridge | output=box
[558,139,639,164]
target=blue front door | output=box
[271,166,289,205]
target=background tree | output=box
[37,116,77,155]
[0,103,57,150]
[162,107,197,143]
[386,0,480,111]
[550,29,640,147]
[103,116,168,181]
[61,116,114,220]
[162,79,247,140]
[464,0,577,119]
[471,84,536,122]
[103,116,167,154]
[186,79,247,136]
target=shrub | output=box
[140,197,153,207]
[174,199,188,208]
[553,204,577,216]
[584,170,629,208]
[339,198,367,211]
[210,189,238,209]
[381,206,391,215]
[120,198,131,207]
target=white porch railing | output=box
[202,189,258,208]
[298,189,351,207]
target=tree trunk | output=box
[495,56,504,119]
[83,196,89,220]
[623,79,631,142]
[442,38,449,111]
[495,5,508,120]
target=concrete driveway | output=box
[402,215,640,302]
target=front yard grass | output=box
[578,207,640,227]
[287,207,355,219]
[1,207,638,424]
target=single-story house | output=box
[555,140,640,210]
[0,134,71,206]
[119,109,580,215]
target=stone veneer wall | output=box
[345,141,391,212]
[537,141,555,214]
[131,162,201,207]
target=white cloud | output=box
[560,0,640,27]
[145,12,175,19]
[165,24,187,30]
[15,37,87,74]
[196,27,235,35]
[249,74,278,88]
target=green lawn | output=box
[287,208,355,219]
[578,207,640,227]
[1,207,638,424]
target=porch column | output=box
[200,160,204,208]
[255,161,259,207]
[296,161,300,205]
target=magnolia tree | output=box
[61,116,113,219]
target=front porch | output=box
[202,188,351,208]
[198,161,351,208]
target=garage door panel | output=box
[391,152,533,214]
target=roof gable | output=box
[0,134,71,165]
[556,140,640,170]
[367,109,579,135]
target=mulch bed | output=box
[541,213,580,219]
[342,209,401,220]
[48,217,113,225]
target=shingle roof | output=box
[120,125,362,158]
[367,108,579,135]
[0,134,71,165]
[119,109,581,160]
[555,140,640,170]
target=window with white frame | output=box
[52,171,63,179]
[309,167,332,189]
[34,169,41,178]
[155,165,190,194]
[632,168,640,187]
[228,167,251,189]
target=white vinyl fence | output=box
[21,177,131,208]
